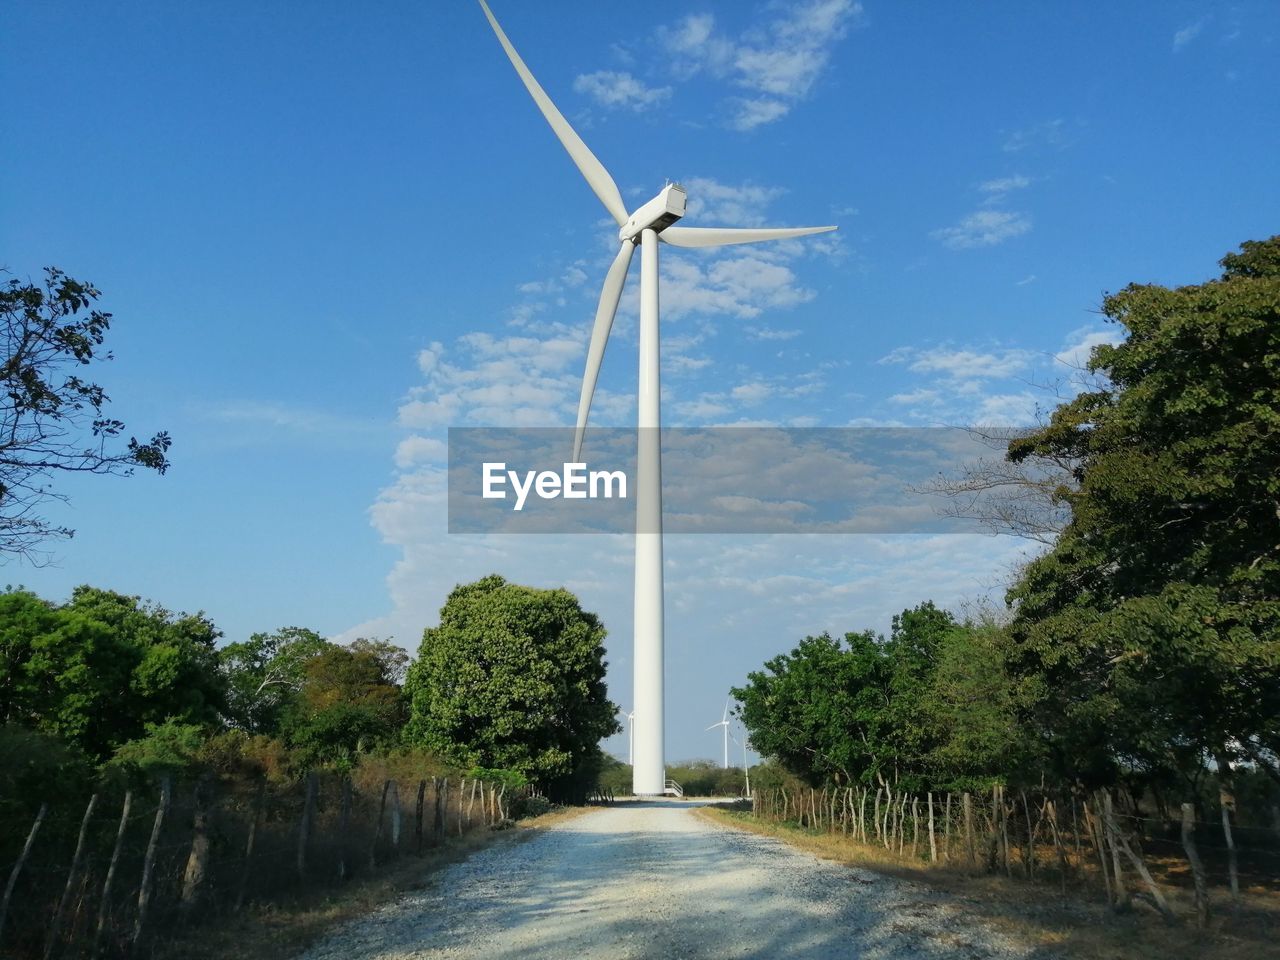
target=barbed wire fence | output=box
[0,768,530,959]
[747,782,1279,929]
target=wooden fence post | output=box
[370,779,392,869]
[927,793,936,862]
[1021,791,1035,878]
[963,792,975,868]
[45,793,99,959]
[1103,796,1172,922]
[389,780,402,853]
[415,779,427,852]
[1181,803,1210,929]
[433,778,447,842]
[1220,793,1240,910]
[1046,799,1068,891]
[1083,798,1112,905]
[236,780,266,908]
[1101,792,1129,910]
[943,793,952,862]
[336,777,353,881]
[456,778,465,835]
[0,802,49,945]
[93,791,132,957]
[181,775,213,911]
[297,771,317,880]
[132,776,171,951]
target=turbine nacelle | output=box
[619,184,687,244]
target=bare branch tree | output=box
[0,268,170,561]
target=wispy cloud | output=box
[573,71,672,111]
[1173,18,1207,52]
[658,1,863,130]
[745,325,802,341]
[880,345,1035,381]
[1002,118,1071,153]
[931,209,1031,250]
[978,174,1031,198]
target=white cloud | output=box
[200,400,386,439]
[681,177,784,226]
[573,71,672,111]
[978,174,1030,197]
[1173,19,1207,52]
[931,209,1031,249]
[972,392,1040,425]
[745,325,802,341]
[883,346,1035,380]
[730,97,790,131]
[1054,325,1123,371]
[659,1,863,130]
[730,381,774,405]
[394,435,447,468]
[1002,118,1070,153]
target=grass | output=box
[147,805,590,960]
[697,805,1280,960]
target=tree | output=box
[1005,237,1280,790]
[404,574,619,799]
[279,640,407,768]
[733,630,889,788]
[1,268,171,560]
[0,586,224,760]
[218,627,330,733]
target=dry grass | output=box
[698,806,1280,960]
[148,805,591,960]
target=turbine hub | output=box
[619,183,687,243]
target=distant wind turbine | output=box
[619,707,635,766]
[478,1,836,796]
[706,700,733,770]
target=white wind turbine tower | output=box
[706,700,733,770]
[478,1,836,796]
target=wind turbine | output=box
[706,700,733,770]
[478,1,836,796]
[619,707,635,766]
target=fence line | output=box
[748,783,1278,928]
[0,771,533,960]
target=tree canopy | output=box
[732,602,1022,792]
[0,586,222,760]
[0,269,170,560]
[1005,236,1280,789]
[404,574,619,799]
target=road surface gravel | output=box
[297,800,1053,960]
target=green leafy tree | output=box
[218,626,330,733]
[1006,236,1280,790]
[280,640,407,768]
[0,586,223,760]
[733,630,889,787]
[920,621,1032,790]
[0,268,171,560]
[404,575,619,799]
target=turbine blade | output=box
[705,723,720,731]
[573,242,634,462]
[478,1,630,227]
[661,225,837,248]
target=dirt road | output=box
[298,801,1047,959]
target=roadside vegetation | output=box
[0,576,617,958]
[711,237,1280,945]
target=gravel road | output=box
[298,801,1051,960]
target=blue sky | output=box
[3,1,1277,762]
